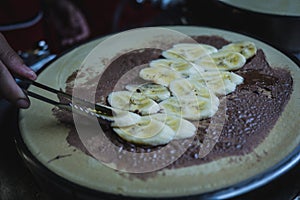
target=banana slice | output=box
[169,78,212,98]
[99,107,142,127]
[162,43,217,61]
[113,116,175,146]
[173,43,218,53]
[107,91,160,115]
[149,59,204,77]
[159,95,219,120]
[139,66,182,87]
[125,83,170,102]
[220,41,257,59]
[105,41,251,146]
[150,113,196,139]
[189,71,244,95]
[149,59,176,68]
[196,51,246,71]
[169,79,220,119]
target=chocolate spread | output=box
[53,36,293,172]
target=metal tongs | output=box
[21,78,113,118]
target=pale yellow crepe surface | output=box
[19,26,300,197]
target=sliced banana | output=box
[149,59,203,77]
[162,43,217,61]
[220,41,257,59]
[196,51,246,71]
[107,91,160,115]
[159,95,219,120]
[173,43,218,53]
[106,41,253,146]
[169,78,212,98]
[99,107,142,127]
[139,66,182,87]
[189,71,244,95]
[150,113,196,140]
[113,116,175,146]
[125,83,170,102]
[149,59,175,68]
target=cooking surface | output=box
[218,0,300,16]
[0,1,299,199]
[1,39,300,200]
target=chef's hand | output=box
[0,32,37,108]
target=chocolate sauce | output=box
[53,36,293,173]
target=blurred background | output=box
[1,0,187,55]
[0,0,299,199]
[1,0,299,65]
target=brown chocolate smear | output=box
[53,36,293,177]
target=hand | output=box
[0,32,37,108]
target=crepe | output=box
[19,26,300,198]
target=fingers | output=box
[0,60,30,108]
[0,33,37,80]
[0,32,36,108]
